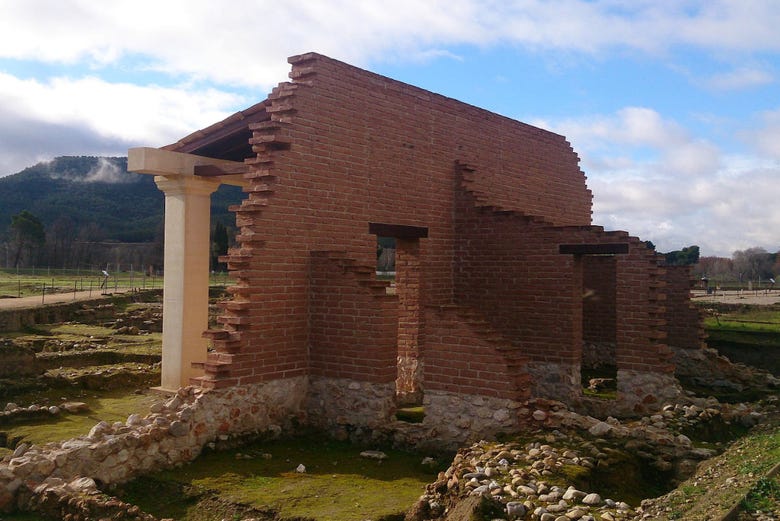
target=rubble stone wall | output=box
[0,378,307,512]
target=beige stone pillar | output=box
[154,175,219,390]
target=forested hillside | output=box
[0,156,244,269]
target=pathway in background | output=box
[0,289,133,310]
[691,289,780,305]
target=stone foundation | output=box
[0,377,307,512]
[582,342,616,370]
[616,369,682,416]
[418,390,522,446]
[306,376,396,438]
[527,362,581,404]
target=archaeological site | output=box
[1,53,777,521]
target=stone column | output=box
[154,175,219,391]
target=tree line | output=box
[4,209,232,273]
[693,247,779,286]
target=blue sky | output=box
[1,0,779,257]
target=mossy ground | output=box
[115,435,445,521]
[2,389,159,447]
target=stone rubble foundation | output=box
[0,377,307,515]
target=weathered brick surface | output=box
[664,265,706,350]
[167,52,698,411]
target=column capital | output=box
[154,175,220,197]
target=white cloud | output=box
[746,109,780,159]
[538,108,780,257]
[0,0,779,257]
[704,66,775,91]
[0,72,246,175]
[2,1,780,89]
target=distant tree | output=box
[693,256,734,280]
[664,245,699,266]
[9,210,45,268]
[211,221,229,271]
[644,240,656,251]
[46,215,78,268]
[732,247,774,282]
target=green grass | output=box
[742,476,780,513]
[703,305,780,333]
[1,389,159,446]
[0,269,231,298]
[117,435,442,521]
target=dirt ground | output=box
[691,289,780,306]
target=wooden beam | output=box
[559,243,629,255]
[127,147,247,187]
[369,222,429,239]
[193,164,252,177]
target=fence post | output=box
[41,283,45,305]
[73,280,77,300]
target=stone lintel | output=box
[128,147,247,187]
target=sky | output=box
[1,1,779,257]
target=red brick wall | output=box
[664,265,705,350]
[179,52,697,401]
[308,251,398,383]
[454,173,674,377]
[614,246,675,374]
[197,53,595,387]
[424,306,531,401]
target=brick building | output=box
[129,53,704,441]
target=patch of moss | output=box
[1,389,158,446]
[395,406,425,423]
[118,435,440,521]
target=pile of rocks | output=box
[409,439,638,520]
[408,396,772,520]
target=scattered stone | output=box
[295,463,306,473]
[168,420,189,437]
[582,492,601,505]
[61,401,89,413]
[360,450,388,460]
[588,421,612,437]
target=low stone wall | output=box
[0,376,307,512]
[0,341,40,378]
[415,390,522,447]
[527,362,581,404]
[306,376,396,440]
[306,378,524,451]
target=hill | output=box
[0,156,244,244]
